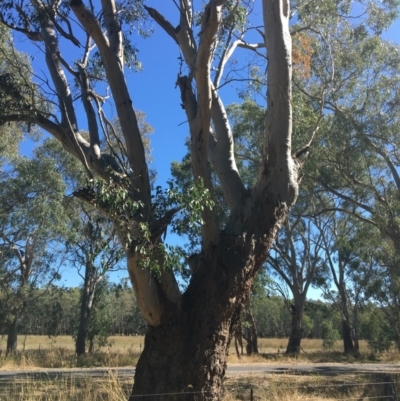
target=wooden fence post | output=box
[384,375,398,401]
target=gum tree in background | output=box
[267,204,329,354]
[0,154,68,355]
[68,204,125,356]
[315,214,378,354]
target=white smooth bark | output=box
[257,0,298,206]
[101,0,124,68]
[127,254,162,326]
[209,85,247,211]
[70,1,151,208]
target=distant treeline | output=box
[1,281,395,349]
[252,294,392,343]
[0,281,147,339]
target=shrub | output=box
[321,321,340,350]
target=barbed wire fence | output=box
[0,368,399,400]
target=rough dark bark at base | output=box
[130,226,281,401]
[130,319,229,401]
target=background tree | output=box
[68,203,125,356]
[294,0,400,277]
[266,203,329,354]
[0,152,68,354]
[0,24,42,165]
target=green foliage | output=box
[0,145,71,340]
[86,279,114,352]
[321,321,340,350]
[302,314,314,338]
[362,309,394,353]
[84,176,143,246]
[0,26,41,163]
[2,282,145,338]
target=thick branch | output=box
[101,0,124,68]
[209,85,246,211]
[77,64,101,163]
[366,138,400,193]
[257,0,298,207]
[69,0,151,209]
[127,254,162,326]
[192,1,227,247]
[37,5,78,131]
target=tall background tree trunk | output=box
[286,299,304,354]
[341,319,355,354]
[75,265,97,356]
[243,301,258,355]
[338,286,359,354]
[6,317,18,355]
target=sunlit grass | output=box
[0,371,131,401]
[1,336,399,369]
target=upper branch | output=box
[257,0,298,206]
[69,0,152,210]
[77,64,101,163]
[191,0,228,246]
[36,2,78,131]
[101,0,124,68]
[209,84,247,211]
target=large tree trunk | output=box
[130,213,286,400]
[75,265,97,356]
[6,317,18,356]
[131,311,232,401]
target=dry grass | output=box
[0,335,144,353]
[223,372,400,401]
[0,371,398,401]
[227,338,400,364]
[0,336,143,370]
[0,371,131,401]
[1,336,399,370]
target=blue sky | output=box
[13,2,400,293]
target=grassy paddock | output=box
[0,336,368,354]
[0,371,399,401]
[0,336,144,369]
[1,336,399,369]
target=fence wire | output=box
[0,368,398,400]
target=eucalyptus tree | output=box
[38,138,127,356]
[291,0,400,264]
[266,202,329,354]
[0,25,41,165]
[291,1,400,353]
[38,135,146,357]
[0,0,318,398]
[0,154,68,354]
[364,234,400,350]
[68,203,125,356]
[314,214,378,353]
